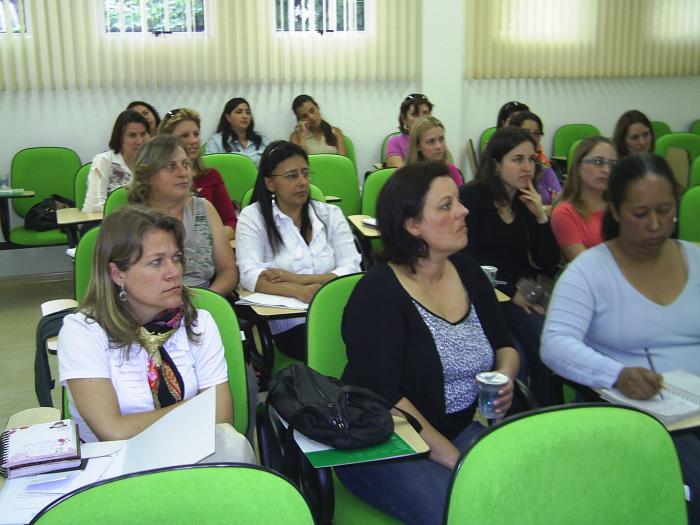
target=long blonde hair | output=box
[560,136,615,218]
[79,206,199,349]
[157,107,205,176]
[407,115,453,165]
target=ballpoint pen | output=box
[644,347,665,400]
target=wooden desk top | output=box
[237,287,307,317]
[57,208,103,226]
[348,214,380,239]
[0,189,35,198]
[495,289,509,303]
[230,238,236,250]
[325,195,342,203]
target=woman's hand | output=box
[518,181,548,223]
[260,268,298,284]
[492,374,515,417]
[296,120,309,134]
[614,367,663,399]
[292,283,321,304]
[512,290,546,315]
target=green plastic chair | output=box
[651,120,672,140]
[191,288,250,436]
[479,127,497,156]
[690,119,700,136]
[304,273,401,525]
[679,186,700,242]
[9,147,81,246]
[445,405,686,525]
[656,132,700,163]
[381,132,402,162]
[343,134,356,169]
[552,124,600,159]
[202,153,258,207]
[361,168,395,218]
[103,187,128,216]
[308,154,361,216]
[689,156,700,189]
[31,464,315,524]
[73,162,92,212]
[566,138,584,175]
[74,226,100,302]
[240,184,325,209]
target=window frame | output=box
[99,0,208,37]
[273,0,368,36]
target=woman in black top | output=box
[338,161,519,525]
[459,126,560,406]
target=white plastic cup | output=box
[480,265,498,287]
[476,371,509,419]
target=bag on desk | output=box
[25,194,74,231]
[268,364,397,450]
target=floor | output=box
[0,273,72,430]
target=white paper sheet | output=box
[236,292,309,310]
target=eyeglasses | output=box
[580,157,617,169]
[164,108,182,121]
[271,169,312,181]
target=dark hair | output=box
[251,140,315,254]
[376,161,453,272]
[215,97,263,152]
[398,93,434,134]
[291,94,337,147]
[509,111,544,136]
[601,153,678,241]
[474,126,538,206]
[108,110,150,154]
[612,110,655,157]
[496,101,529,128]
[126,101,161,129]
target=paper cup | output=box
[476,371,509,419]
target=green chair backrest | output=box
[202,153,258,207]
[445,405,686,525]
[306,273,364,379]
[479,127,497,155]
[690,156,700,189]
[679,185,700,242]
[74,226,100,302]
[552,124,600,158]
[361,168,395,217]
[566,138,584,175]
[308,154,361,216]
[690,119,700,136]
[240,184,325,209]
[381,132,402,162]
[650,120,672,139]
[11,147,81,217]
[74,162,92,211]
[103,187,128,216]
[343,134,356,168]
[656,132,700,163]
[191,288,249,436]
[31,464,315,524]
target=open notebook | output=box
[600,369,700,426]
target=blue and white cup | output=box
[476,371,509,419]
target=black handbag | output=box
[25,194,74,231]
[267,363,403,450]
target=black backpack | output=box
[25,194,75,231]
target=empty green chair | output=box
[552,124,600,159]
[690,119,700,136]
[344,135,357,169]
[689,156,700,189]
[445,405,686,525]
[202,153,258,207]
[74,226,100,302]
[651,120,672,140]
[656,132,700,163]
[479,127,497,155]
[103,187,128,216]
[31,464,315,524]
[679,186,700,242]
[73,163,92,212]
[381,132,402,163]
[362,168,395,218]
[240,184,325,209]
[9,147,81,246]
[308,154,361,216]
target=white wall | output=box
[1,75,699,276]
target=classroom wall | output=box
[1,75,698,276]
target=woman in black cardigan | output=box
[459,126,560,406]
[338,161,519,525]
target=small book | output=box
[600,369,700,426]
[1,420,81,479]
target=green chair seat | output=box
[656,132,700,163]
[343,134,357,169]
[9,226,68,246]
[74,226,101,301]
[74,163,92,212]
[690,119,700,136]
[381,132,402,162]
[690,156,700,189]
[103,187,128,216]
[202,153,258,207]
[651,120,672,140]
[362,168,395,218]
[479,127,497,156]
[552,124,600,159]
[308,154,361,216]
[679,186,700,242]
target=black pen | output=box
[644,347,665,400]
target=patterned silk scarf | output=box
[138,308,185,409]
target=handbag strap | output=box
[338,385,423,434]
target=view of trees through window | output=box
[276,0,365,33]
[103,0,204,34]
[0,0,26,33]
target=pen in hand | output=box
[644,347,665,400]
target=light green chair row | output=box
[656,132,700,164]
[308,154,361,216]
[552,124,600,159]
[202,153,258,207]
[650,120,672,140]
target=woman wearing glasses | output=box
[236,141,361,359]
[551,137,617,262]
[385,93,434,168]
[128,135,238,297]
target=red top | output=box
[551,200,604,249]
[193,168,237,231]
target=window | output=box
[275,0,365,34]
[103,0,205,35]
[0,0,27,34]
[648,0,700,41]
[498,0,594,44]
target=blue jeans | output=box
[673,428,700,524]
[335,421,487,525]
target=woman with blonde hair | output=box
[407,116,462,186]
[129,135,238,297]
[57,205,255,464]
[159,108,237,240]
[551,137,617,261]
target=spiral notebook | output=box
[0,420,81,479]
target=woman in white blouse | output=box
[236,140,362,359]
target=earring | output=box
[118,284,128,302]
[271,192,276,204]
[673,216,678,223]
